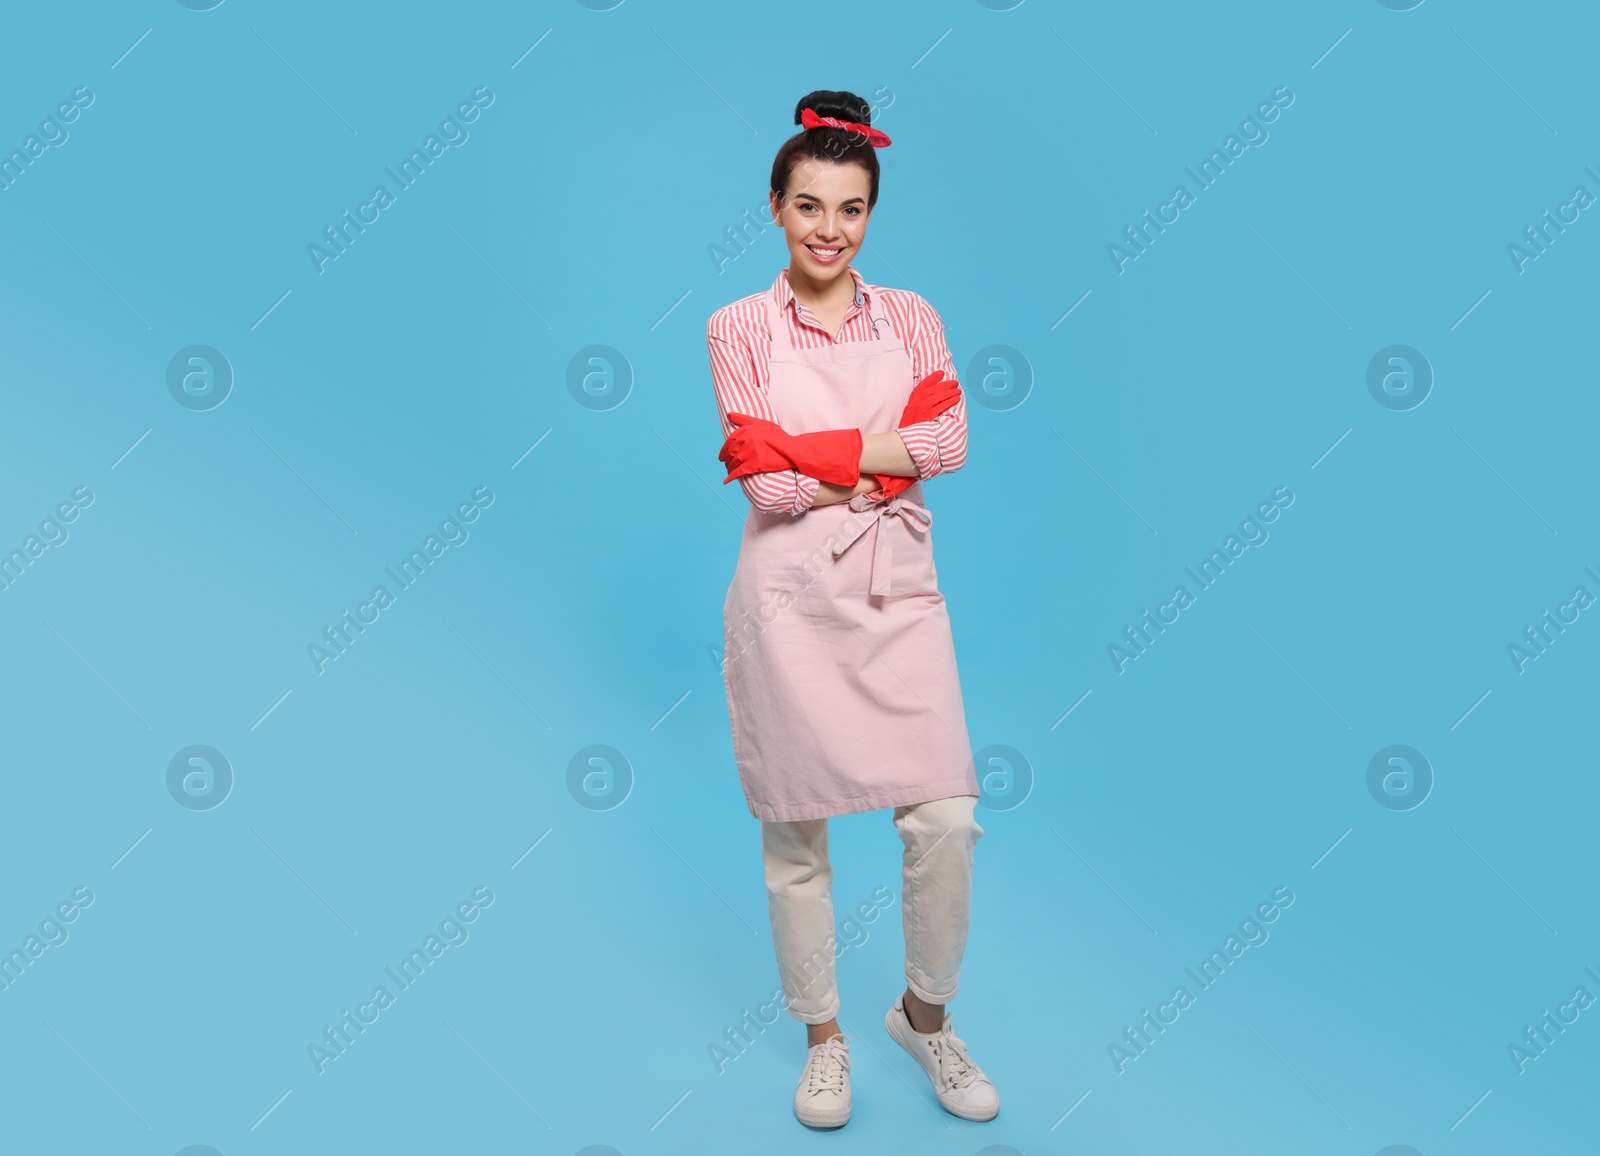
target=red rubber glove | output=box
[719,413,862,487]
[870,371,963,500]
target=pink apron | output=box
[722,281,979,823]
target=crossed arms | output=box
[706,296,969,515]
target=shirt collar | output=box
[774,265,868,317]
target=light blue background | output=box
[1,1,1594,1154]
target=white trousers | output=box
[760,794,984,1025]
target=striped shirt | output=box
[706,265,968,515]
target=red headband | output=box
[799,107,891,147]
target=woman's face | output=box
[770,159,871,284]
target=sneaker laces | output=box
[806,1034,851,1094]
[928,1025,981,1091]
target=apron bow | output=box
[832,493,933,596]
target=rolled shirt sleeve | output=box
[707,328,822,515]
[894,296,968,481]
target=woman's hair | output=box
[769,89,881,212]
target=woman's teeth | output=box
[807,245,842,257]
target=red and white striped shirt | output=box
[706,265,968,515]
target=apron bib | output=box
[721,280,979,822]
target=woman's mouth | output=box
[805,244,845,265]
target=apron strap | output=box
[831,494,932,596]
[861,281,896,342]
[764,287,793,355]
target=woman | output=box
[705,90,1000,1130]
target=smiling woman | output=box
[705,88,999,1131]
[766,94,883,292]
[707,86,894,276]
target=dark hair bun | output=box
[794,89,871,127]
[771,87,883,211]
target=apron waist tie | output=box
[832,494,933,595]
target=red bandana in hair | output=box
[799,107,892,147]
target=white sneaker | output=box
[793,1032,851,1128]
[885,994,1000,1121]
